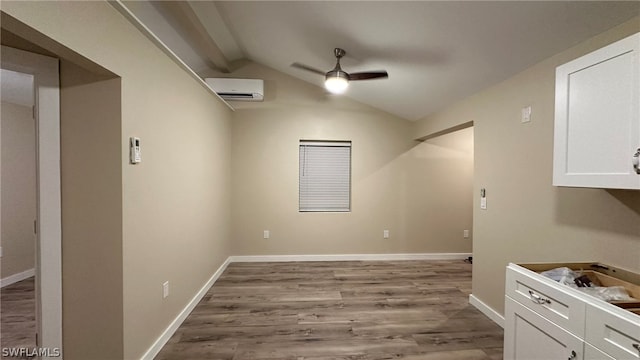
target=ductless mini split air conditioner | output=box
[204,78,264,102]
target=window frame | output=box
[298,140,352,213]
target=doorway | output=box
[1,67,36,350]
[407,124,475,257]
[1,45,62,353]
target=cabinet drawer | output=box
[584,343,615,360]
[585,303,640,359]
[504,297,583,360]
[506,264,586,337]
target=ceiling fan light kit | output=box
[292,47,388,95]
[325,71,349,94]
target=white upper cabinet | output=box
[553,33,640,189]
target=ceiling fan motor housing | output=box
[327,48,348,80]
[325,69,349,81]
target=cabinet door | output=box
[585,303,640,360]
[504,297,583,360]
[584,343,615,360]
[554,32,640,189]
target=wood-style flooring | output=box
[1,277,36,350]
[156,260,503,360]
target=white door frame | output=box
[1,45,62,356]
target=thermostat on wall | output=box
[130,137,141,164]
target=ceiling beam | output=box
[187,1,244,62]
[159,1,231,73]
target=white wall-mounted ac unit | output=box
[204,78,264,102]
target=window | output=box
[299,140,351,212]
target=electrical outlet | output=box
[263,230,270,239]
[383,230,390,239]
[463,230,470,238]
[163,281,169,299]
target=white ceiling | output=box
[1,68,33,107]
[124,1,640,121]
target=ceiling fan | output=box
[292,48,388,94]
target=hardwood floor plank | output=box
[413,330,504,352]
[482,347,505,360]
[175,323,355,343]
[155,340,238,360]
[231,337,421,360]
[397,349,491,360]
[210,290,343,303]
[0,277,36,350]
[297,308,447,325]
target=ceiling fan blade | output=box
[291,62,326,76]
[348,71,389,81]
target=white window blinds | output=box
[299,141,351,212]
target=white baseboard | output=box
[469,294,504,328]
[229,253,472,262]
[140,257,232,360]
[1,268,35,288]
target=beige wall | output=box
[59,61,124,359]
[210,62,473,255]
[404,127,474,253]
[414,17,640,315]
[1,2,233,359]
[1,101,35,278]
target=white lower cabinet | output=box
[585,303,640,360]
[504,263,640,360]
[505,262,586,335]
[505,297,583,360]
[584,343,615,360]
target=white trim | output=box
[2,45,62,355]
[140,257,233,360]
[469,294,504,328]
[0,268,35,288]
[229,253,472,262]
[299,140,352,147]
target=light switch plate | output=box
[130,137,141,164]
[162,281,169,298]
[521,106,532,123]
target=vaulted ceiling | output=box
[122,1,640,121]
